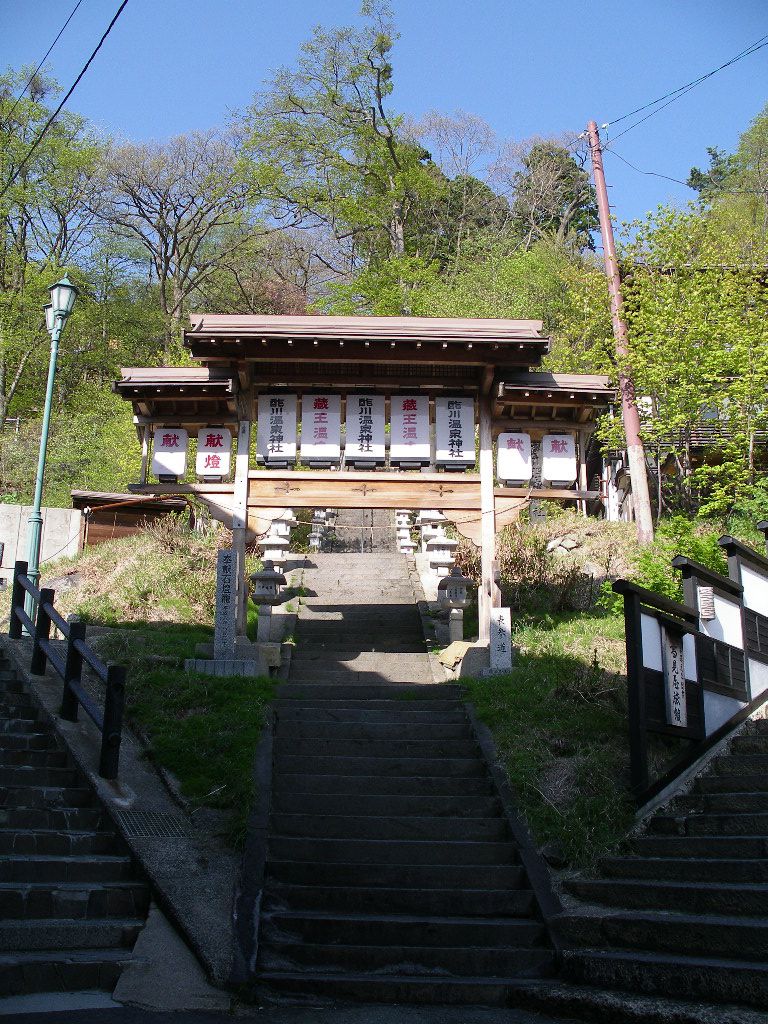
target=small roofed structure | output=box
[71,491,193,548]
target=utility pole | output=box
[586,121,654,544]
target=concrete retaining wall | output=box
[0,504,82,583]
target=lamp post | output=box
[25,276,78,595]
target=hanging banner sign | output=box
[541,433,577,485]
[257,394,297,464]
[435,397,475,468]
[662,627,687,728]
[300,394,341,465]
[152,428,188,480]
[390,395,430,465]
[497,432,532,485]
[345,394,385,464]
[196,427,232,478]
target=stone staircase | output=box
[557,716,768,1010]
[324,508,397,553]
[0,650,149,999]
[252,551,557,1005]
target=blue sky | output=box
[2,0,767,226]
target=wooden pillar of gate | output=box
[233,415,251,636]
[479,396,496,643]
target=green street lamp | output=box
[25,275,78,600]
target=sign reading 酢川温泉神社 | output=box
[390,395,430,466]
[196,427,232,478]
[490,607,512,672]
[214,547,237,658]
[257,394,297,464]
[300,394,341,465]
[345,394,385,464]
[152,428,188,480]
[435,397,475,468]
[662,627,687,729]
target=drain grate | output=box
[114,809,189,838]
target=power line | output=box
[0,0,130,202]
[5,0,85,122]
[605,146,766,196]
[604,33,768,144]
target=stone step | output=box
[264,882,535,918]
[566,877,768,915]
[600,855,768,884]
[0,733,58,752]
[252,969,552,1007]
[0,947,133,997]
[291,643,430,659]
[273,707,467,725]
[265,860,524,891]
[0,830,121,857]
[0,855,134,884]
[731,735,768,755]
[274,753,484,778]
[557,908,768,961]
[273,697,461,713]
[289,654,431,673]
[0,717,46,734]
[629,834,768,859]
[259,939,553,978]
[713,753,768,774]
[1,785,96,809]
[0,766,80,788]
[696,773,768,794]
[271,792,500,819]
[264,909,544,949]
[276,683,458,702]
[272,773,492,798]
[275,721,469,741]
[0,881,149,920]
[0,748,69,768]
[562,947,768,1009]
[287,669,436,685]
[269,812,508,843]
[0,677,27,693]
[0,916,144,952]
[267,836,519,866]
[674,791,768,814]
[0,806,107,831]
[649,811,768,836]
[747,719,768,735]
[272,736,477,759]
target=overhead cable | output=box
[0,0,130,202]
[605,146,766,196]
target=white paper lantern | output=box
[196,427,232,479]
[496,432,532,486]
[152,428,188,481]
[542,433,577,486]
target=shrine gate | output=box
[115,315,613,643]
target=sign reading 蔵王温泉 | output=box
[662,627,687,728]
[214,548,236,659]
[390,395,430,467]
[496,432,532,485]
[345,394,385,466]
[541,433,577,486]
[435,397,475,469]
[300,394,341,466]
[196,427,232,478]
[490,607,513,672]
[152,428,188,480]
[257,394,297,465]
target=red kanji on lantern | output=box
[313,397,329,410]
[205,433,224,448]
[162,433,179,448]
[402,398,417,411]
[204,454,221,469]
[550,438,568,454]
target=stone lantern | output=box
[437,565,475,643]
[426,526,458,577]
[250,561,287,643]
[259,530,290,570]
[272,511,298,538]
[415,510,446,553]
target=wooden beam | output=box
[478,396,495,643]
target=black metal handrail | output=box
[8,560,126,779]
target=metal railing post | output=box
[8,561,27,639]
[99,663,126,779]
[60,621,86,722]
[30,588,54,675]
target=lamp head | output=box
[43,303,55,335]
[48,276,78,321]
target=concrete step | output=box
[629,834,768,859]
[557,908,768,961]
[287,669,436,685]
[275,721,469,741]
[259,939,553,978]
[731,735,768,754]
[0,733,58,752]
[566,877,768,915]
[649,811,768,836]
[0,748,69,768]
[269,812,508,842]
[271,792,500,819]
[0,947,133,997]
[267,836,519,866]
[288,654,431,673]
[0,881,149,920]
[265,860,524,891]
[272,736,477,759]
[1,785,96,809]
[0,805,108,831]
[696,773,768,794]
[0,916,144,952]
[0,718,47,734]
[264,882,535,918]
[0,765,79,788]
[562,947,768,1009]
[0,830,121,857]
[0,676,27,693]
[601,855,768,884]
[273,697,461,713]
[713,753,768,774]
[273,707,467,725]
[0,855,133,884]
[276,683,458,701]
[291,643,430,658]
[272,773,492,798]
[674,791,768,814]
[274,753,484,778]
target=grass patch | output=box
[462,609,635,870]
